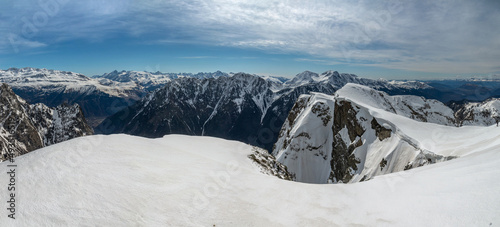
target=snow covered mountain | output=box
[94,70,230,91]
[0,67,140,99]
[98,73,276,142]
[272,84,492,184]
[0,67,144,126]
[98,71,441,151]
[0,68,258,127]
[0,134,498,226]
[455,98,500,126]
[285,70,385,88]
[0,83,93,161]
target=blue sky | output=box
[0,0,499,79]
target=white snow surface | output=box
[0,134,498,226]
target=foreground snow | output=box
[1,134,499,226]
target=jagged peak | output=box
[297,70,319,77]
[284,71,320,86]
[321,70,341,77]
[0,83,17,97]
[285,70,364,87]
[295,70,318,79]
[0,82,11,90]
[232,72,258,79]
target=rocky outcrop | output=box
[29,103,94,146]
[371,118,392,141]
[0,83,93,161]
[329,100,364,183]
[248,147,294,181]
[273,84,459,184]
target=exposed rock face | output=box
[0,84,43,158]
[329,101,365,183]
[273,84,457,184]
[29,103,94,145]
[0,83,93,161]
[333,101,365,141]
[97,74,276,144]
[371,118,392,141]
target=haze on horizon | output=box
[0,0,499,80]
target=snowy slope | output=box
[273,84,498,183]
[0,134,498,226]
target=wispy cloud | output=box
[1,0,499,74]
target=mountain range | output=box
[2,67,500,127]
[2,67,500,156]
[97,70,500,152]
[0,68,230,127]
[97,70,437,150]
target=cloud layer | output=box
[2,0,499,74]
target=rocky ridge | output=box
[0,83,93,161]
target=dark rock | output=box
[371,118,392,141]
